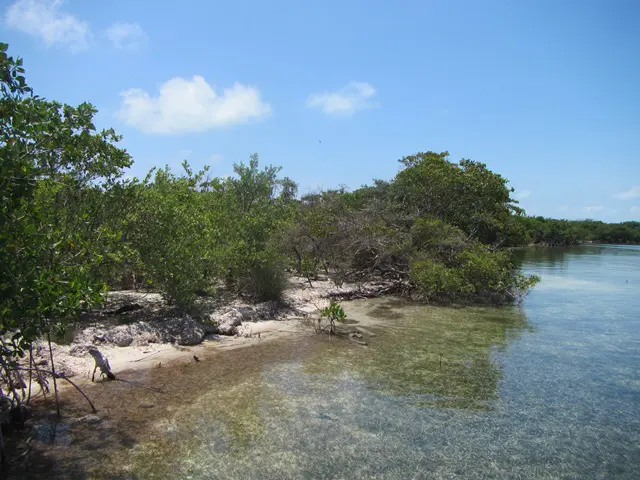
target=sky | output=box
[1,0,639,222]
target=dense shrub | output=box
[410,245,539,303]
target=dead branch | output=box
[46,334,61,417]
[10,367,97,414]
[88,348,115,382]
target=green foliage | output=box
[222,154,296,301]
[1,43,131,366]
[392,151,519,244]
[129,163,216,306]
[243,256,288,302]
[119,154,296,305]
[506,216,640,246]
[411,218,468,260]
[410,259,466,298]
[319,301,347,334]
[284,151,541,303]
[411,245,539,304]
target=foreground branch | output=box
[10,367,97,414]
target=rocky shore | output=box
[32,276,398,380]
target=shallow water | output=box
[90,246,640,478]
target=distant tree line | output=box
[505,217,640,247]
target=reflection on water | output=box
[87,245,640,479]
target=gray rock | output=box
[69,344,94,357]
[176,328,205,346]
[54,360,75,378]
[79,414,102,425]
[112,333,133,347]
[237,306,256,321]
[254,300,280,319]
[154,315,206,345]
[93,333,107,344]
[214,310,243,335]
[202,323,219,335]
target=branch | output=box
[9,367,96,413]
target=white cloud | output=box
[515,189,532,200]
[613,186,640,200]
[584,205,604,213]
[106,22,147,50]
[4,0,90,52]
[117,75,272,134]
[306,81,377,116]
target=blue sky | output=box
[2,0,639,222]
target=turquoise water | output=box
[99,245,640,479]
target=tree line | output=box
[506,217,640,246]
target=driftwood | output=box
[88,348,116,381]
[88,348,165,394]
[10,367,97,413]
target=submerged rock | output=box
[78,414,102,425]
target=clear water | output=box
[100,245,640,479]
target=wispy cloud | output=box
[117,75,271,134]
[4,0,91,52]
[209,153,223,164]
[306,81,377,116]
[106,22,148,50]
[177,149,192,160]
[514,189,532,200]
[583,205,605,213]
[613,186,640,200]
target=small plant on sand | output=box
[319,301,347,335]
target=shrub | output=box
[242,256,288,302]
[410,246,539,304]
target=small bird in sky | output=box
[318,139,322,144]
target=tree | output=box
[1,43,131,408]
[129,163,216,307]
[221,154,297,301]
[392,151,519,244]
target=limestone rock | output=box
[154,315,207,346]
[214,310,243,335]
[79,414,102,425]
[69,344,94,357]
[112,333,133,347]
